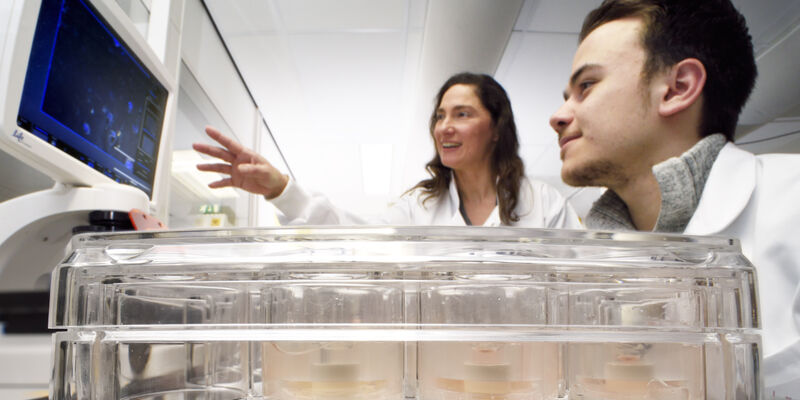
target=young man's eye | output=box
[579,80,595,93]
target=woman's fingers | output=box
[193,126,284,197]
[205,126,245,155]
[196,162,232,175]
[192,143,236,163]
[208,177,233,188]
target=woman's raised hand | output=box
[192,126,289,199]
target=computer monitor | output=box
[0,0,175,202]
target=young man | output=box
[550,0,800,396]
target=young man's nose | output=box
[549,105,573,133]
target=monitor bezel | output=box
[0,0,176,206]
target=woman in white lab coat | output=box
[194,72,581,228]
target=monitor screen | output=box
[16,0,168,198]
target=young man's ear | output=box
[658,58,706,117]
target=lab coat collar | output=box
[447,175,467,225]
[447,173,460,213]
[447,172,501,226]
[684,142,756,235]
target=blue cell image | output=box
[107,130,118,148]
[18,0,168,199]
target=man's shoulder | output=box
[738,146,800,180]
[754,151,800,164]
[753,152,800,189]
[722,142,800,162]
[716,143,800,176]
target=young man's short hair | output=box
[580,0,757,141]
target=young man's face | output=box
[550,18,661,188]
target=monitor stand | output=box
[0,182,149,293]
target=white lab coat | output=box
[270,174,582,228]
[685,142,800,396]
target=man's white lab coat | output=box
[686,142,800,396]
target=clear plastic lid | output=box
[50,226,757,331]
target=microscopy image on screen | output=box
[17,0,168,198]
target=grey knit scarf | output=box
[585,134,727,232]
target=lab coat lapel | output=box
[685,143,756,235]
[483,206,502,226]
[447,175,467,225]
[446,173,501,226]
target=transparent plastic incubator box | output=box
[48,227,761,399]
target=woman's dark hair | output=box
[410,72,525,225]
[580,0,757,141]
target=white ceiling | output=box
[203,0,800,219]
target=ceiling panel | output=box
[516,0,600,33]
[737,118,800,154]
[287,32,408,142]
[732,0,800,55]
[276,0,407,32]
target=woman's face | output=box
[433,84,497,173]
